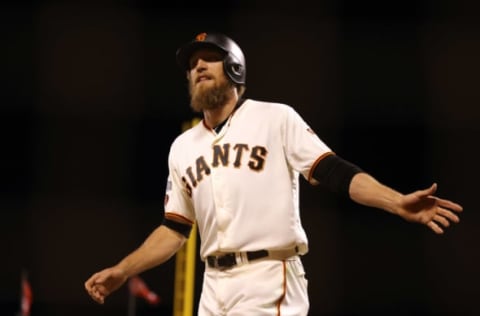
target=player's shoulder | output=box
[243,98,296,114]
[170,119,206,148]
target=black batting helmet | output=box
[176,32,246,85]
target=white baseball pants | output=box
[198,256,309,316]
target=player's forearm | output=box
[348,172,403,216]
[115,225,186,278]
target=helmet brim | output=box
[176,41,227,71]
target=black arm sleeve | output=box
[161,218,193,238]
[312,154,363,197]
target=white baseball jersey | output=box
[164,99,332,259]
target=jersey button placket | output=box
[210,151,229,246]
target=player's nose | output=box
[192,58,208,71]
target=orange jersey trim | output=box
[307,151,335,183]
[164,212,195,226]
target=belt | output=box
[206,246,299,270]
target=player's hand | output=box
[397,183,463,234]
[84,267,128,304]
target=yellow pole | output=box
[173,118,201,316]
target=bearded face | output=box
[188,72,235,112]
[187,49,236,112]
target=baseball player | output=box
[85,32,463,315]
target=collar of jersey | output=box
[204,98,246,134]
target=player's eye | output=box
[189,57,204,69]
[189,50,224,69]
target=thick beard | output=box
[189,77,234,112]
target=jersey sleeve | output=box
[163,143,195,224]
[282,105,333,184]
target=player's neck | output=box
[203,93,239,129]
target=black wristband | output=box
[312,154,363,197]
[162,218,192,238]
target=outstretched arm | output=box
[85,225,186,304]
[349,172,463,234]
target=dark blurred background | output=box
[1,0,478,315]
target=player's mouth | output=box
[196,75,213,84]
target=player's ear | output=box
[186,71,191,81]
